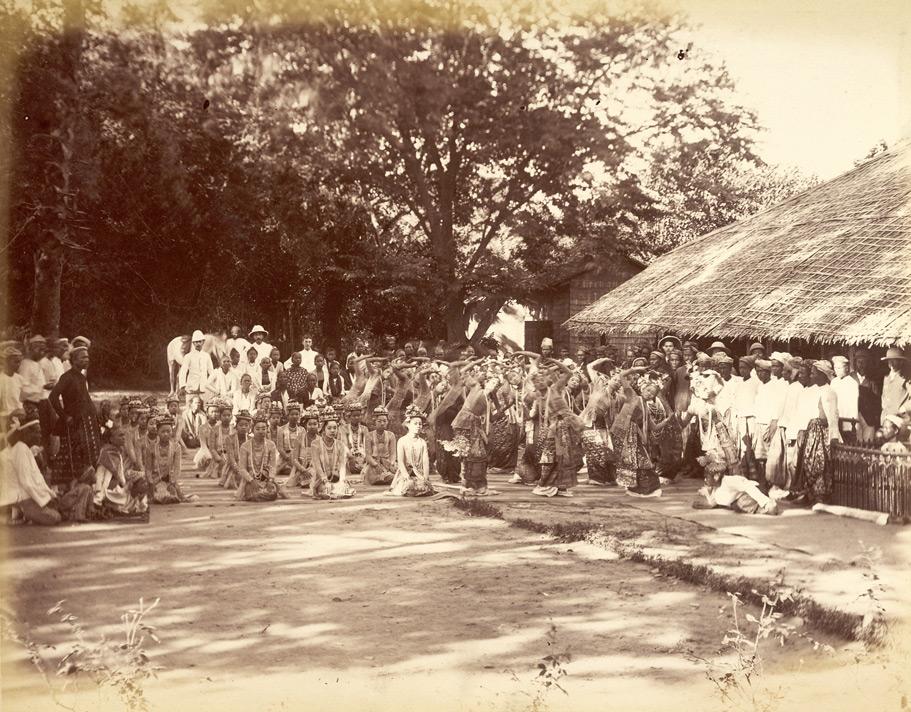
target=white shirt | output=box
[39,356,64,384]
[731,375,758,419]
[752,376,789,425]
[794,384,820,433]
[206,368,239,399]
[232,389,257,416]
[779,381,805,440]
[249,341,273,364]
[715,375,741,418]
[0,441,55,508]
[0,372,23,417]
[226,337,251,360]
[831,374,859,421]
[18,358,48,401]
[179,348,214,392]
[286,348,318,371]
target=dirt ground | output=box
[2,478,904,712]
[1,393,906,711]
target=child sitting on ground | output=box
[364,406,396,485]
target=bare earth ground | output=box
[0,390,907,711]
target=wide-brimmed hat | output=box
[659,334,682,350]
[882,347,907,361]
[707,341,730,355]
[748,342,765,353]
[191,329,205,342]
[249,325,269,337]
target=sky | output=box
[668,0,911,179]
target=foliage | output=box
[3,0,815,382]
[0,597,162,712]
[687,585,833,712]
[507,622,571,712]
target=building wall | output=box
[562,261,646,354]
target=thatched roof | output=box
[565,139,911,347]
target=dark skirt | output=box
[463,460,488,490]
[797,419,832,503]
[581,427,616,483]
[487,417,519,470]
[51,415,101,486]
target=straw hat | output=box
[707,341,730,355]
[659,334,682,350]
[248,325,269,337]
[882,347,907,361]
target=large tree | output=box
[265,0,762,342]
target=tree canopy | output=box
[1,0,814,382]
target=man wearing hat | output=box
[248,325,273,364]
[830,355,860,443]
[540,337,554,359]
[658,335,682,358]
[0,345,25,427]
[748,342,765,358]
[707,341,731,358]
[881,347,908,425]
[849,349,880,441]
[178,330,214,405]
[880,415,908,454]
[18,336,50,404]
[225,325,250,366]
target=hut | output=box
[565,140,911,350]
[523,253,646,354]
[565,139,911,521]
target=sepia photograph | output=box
[1,0,909,710]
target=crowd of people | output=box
[1,324,910,525]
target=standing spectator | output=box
[830,355,860,443]
[287,334,317,371]
[850,348,881,441]
[880,347,907,425]
[0,345,24,428]
[178,330,214,405]
[48,346,101,486]
[225,325,249,366]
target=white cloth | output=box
[711,475,774,510]
[39,356,64,384]
[226,337,251,360]
[179,349,214,392]
[0,441,55,507]
[0,372,23,417]
[286,348,318,372]
[779,381,805,440]
[794,384,820,434]
[731,375,758,420]
[831,375,859,421]
[232,389,257,416]
[715,375,741,420]
[250,341,274,364]
[752,376,788,425]
[18,358,48,401]
[206,368,239,400]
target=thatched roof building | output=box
[566,140,911,347]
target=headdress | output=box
[319,405,340,425]
[831,355,849,366]
[708,340,730,355]
[301,405,320,423]
[812,360,835,381]
[286,400,302,413]
[754,359,773,370]
[631,357,648,368]
[27,334,47,344]
[191,329,205,342]
[129,397,144,408]
[157,414,175,428]
[6,411,40,437]
[883,414,905,429]
[235,409,253,423]
[120,396,131,406]
[748,342,765,353]
[345,400,364,412]
[71,336,92,348]
[659,334,682,350]
[248,325,269,337]
[69,346,89,359]
[252,411,270,424]
[269,402,284,416]
[373,405,389,417]
[403,404,425,422]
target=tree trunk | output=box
[467,297,504,347]
[31,240,64,335]
[443,287,468,344]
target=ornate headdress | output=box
[319,405,340,425]
[286,400,302,414]
[301,405,320,423]
[373,405,389,417]
[403,404,426,422]
[345,400,364,412]
[252,411,270,425]
[235,409,253,423]
[157,414,175,428]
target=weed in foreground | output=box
[1,597,162,712]
[506,623,571,712]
